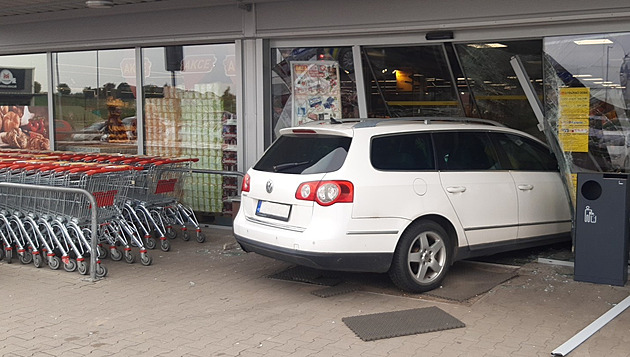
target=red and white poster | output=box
[291,61,341,126]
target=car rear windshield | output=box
[254,134,351,174]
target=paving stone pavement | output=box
[1,225,629,357]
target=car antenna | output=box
[330,118,342,124]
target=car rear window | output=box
[254,134,351,174]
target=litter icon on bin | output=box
[583,206,597,224]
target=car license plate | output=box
[256,200,291,221]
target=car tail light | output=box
[295,180,353,206]
[242,173,250,192]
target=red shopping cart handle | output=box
[85,166,135,175]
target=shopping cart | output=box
[119,157,202,252]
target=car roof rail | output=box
[419,117,506,127]
[352,116,506,128]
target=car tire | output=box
[388,220,452,293]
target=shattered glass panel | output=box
[455,41,544,140]
[544,33,630,174]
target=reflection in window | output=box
[270,47,358,140]
[52,49,137,153]
[544,33,630,172]
[455,40,543,138]
[362,46,461,118]
[491,133,558,171]
[0,54,50,150]
[142,44,238,217]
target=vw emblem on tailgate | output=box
[266,180,273,193]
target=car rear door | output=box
[435,131,518,247]
[490,132,572,239]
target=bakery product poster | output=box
[0,105,50,150]
[291,61,341,125]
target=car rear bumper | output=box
[235,235,393,273]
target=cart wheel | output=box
[166,226,177,240]
[196,231,206,243]
[77,260,89,275]
[182,230,190,242]
[5,249,12,263]
[19,250,33,265]
[64,258,77,272]
[33,253,43,268]
[97,245,108,259]
[145,237,156,250]
[124,250,135,264]
[140,252,152,266]
[160,239,170,252]
[48,256,61,270]
[110,247,122,261]
[95,263,107,278]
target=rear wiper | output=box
[273,161,310,172]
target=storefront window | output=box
[544,33,630,173]
[0,53,50,150]
[52,49,137,153]
[362,45,461,118]
[270,47,358,140]
[455,40,543,138]
[142,44,237,219]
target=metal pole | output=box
[552,294,630,356]
[0,182,99,282]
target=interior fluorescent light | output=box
[467,43,507,49]
[581,78,603,81]
[573,74,593,78]
[574,39,613,45]
[86,1,114,8]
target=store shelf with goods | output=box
[220,111,238,216]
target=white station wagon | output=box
[233,118,572,292]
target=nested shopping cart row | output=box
[0,160,139,277]
[0,150,203,277]
[50,152,205,251]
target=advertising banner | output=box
[291,61,341,126]
[0,105,50,150]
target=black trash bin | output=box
[574,173,630,286]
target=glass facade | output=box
[5,32,628,220]
[53,49,138,153]
[142,44,238,217]
[545,33,630,173]
[268,40,544,143]
[0,44,238,222]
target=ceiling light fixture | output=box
[86,0,114,8]
[573,39,613,45]
[467,43,507,49]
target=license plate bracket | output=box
[256,200,291,221]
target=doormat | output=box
[425,261,518,302]
[342,306,465,341]
[267,265,343,286]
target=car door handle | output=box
[446,186,466,193]
[518,184,534,191]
